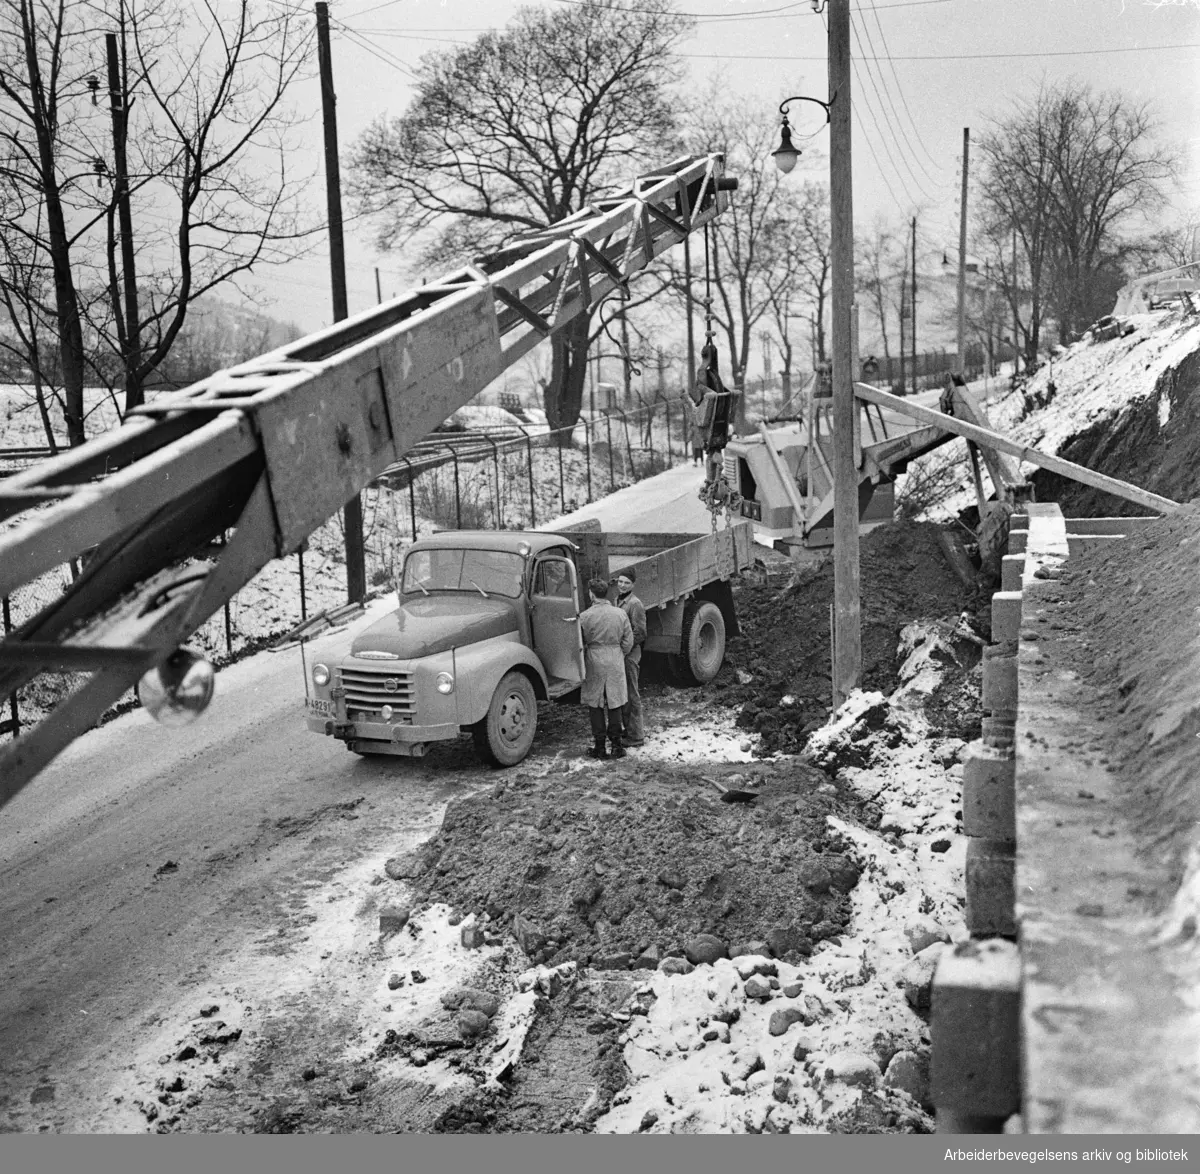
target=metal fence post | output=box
[404,456,417,539]
[1,596,17,740]
[585,417,593,503]
[619,408,634,481]
[605,412,615,492]
[556,428,566,514]
[518,427,537,529]
[298,546,307,622]
[666,402,673,465]
[448,444,463,529]
[484,435,501,528]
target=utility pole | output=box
[829,0,860,707]
[898,257,906,394]
[316,1,366,605]
[1012,225,1020,378]
[956,127,970,379]
[106,31,141,411]
[910,214,918,394]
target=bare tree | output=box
[855,218,902,365]
[0,0,315,437]
[348,0,689,436]
[978,79,1179,356]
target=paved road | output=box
[0,601,484,1132]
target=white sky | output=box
[248,0,1200,334]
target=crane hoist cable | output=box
[687,223,741,528]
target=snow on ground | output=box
[897,307,1200,520]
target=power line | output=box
[681,41,1200,61]
[862,0,943,179]
[331,18,419,80]
[849,13,937,203]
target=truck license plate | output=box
[308,698,333,716]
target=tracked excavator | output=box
[0,153,738,807]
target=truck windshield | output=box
[401,548,524,598]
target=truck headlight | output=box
[312,663,331,687]
[381,704,394,721]
[435,671,455,695]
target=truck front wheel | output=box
[671,600,726,685]
[473,671,538,767]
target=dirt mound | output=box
[406,761,872,970]
[1055,504,1200,902]
[713,521,971,753]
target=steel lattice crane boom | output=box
[0,154,737,806]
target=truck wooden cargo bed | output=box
[568,521,754,612]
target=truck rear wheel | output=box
[671,600,726,685]
[472,671,538,767]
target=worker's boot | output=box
[587,739,608,760]
[608,736,627,760]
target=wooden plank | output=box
[854,383,1181,515]
[951,387,1025,491]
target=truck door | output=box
[530,556,584,688]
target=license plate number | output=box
[308,698,333,716]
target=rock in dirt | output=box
[883,1050,930,1106]
[796,860,832,893]
[734,955,777,980]
[194,1021,241,1046]
[378,905,411,935]
[903,917,950,955]
[384,852,424,880]
[441,987,500,1018]
[387,973,405,991]
[460,925,486,950]
[656,869,685,890]
[633,944,661,970]
[198,1003,219,1019]
[766,925,811,959]
[773,1075,792,1103]
[730,1047,765,1082]
[823,1052,882,1090]
[824,855,862,894]
[792,1033,817,1061]
[901,942,948,1011]
[512,913,547,958]
[658,956,695,976]
[782,981,803,998]
[594,952,634,971]
[457,1010,490,1039]
[743,976,773,1001]
[684,934,728,965]
[768,1007,808,1036]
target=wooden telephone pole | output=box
[910,214,918,393]
[316,1,366,605]
[956,128,970,378]
[829,0,860,707]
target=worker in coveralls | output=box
[614,569,647,746]
[579,577,634,760]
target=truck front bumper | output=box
[306,715,461,756]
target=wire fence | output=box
[0,396,707,742]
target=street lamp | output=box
[771,95,831,175]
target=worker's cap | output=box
[615,568,636,584]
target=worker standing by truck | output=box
[579,578,634,760]
[615,570,647,746]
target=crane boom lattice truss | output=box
[0,154,735,806]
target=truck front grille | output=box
[722,450,737,486]
[339,665,416,721]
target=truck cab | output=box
[306,522,753,768]
[306,532,585,766]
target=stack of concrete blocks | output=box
[930,509,1035,1132]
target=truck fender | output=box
[698,579,739,640]
[451,638,549,725]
